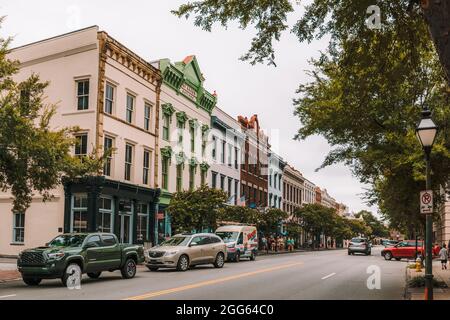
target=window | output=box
[103,136,113,176]
[75,134,88,158]
[102,234,117,246]
[176,164,183,192]
[163,114,170,141]
[177,121,184,146]
[125,144,133,181]
[221,140,226,164]
[162,157,169,190]
[190,127,195,153]
[234,180,238,205]
[269,170,272,187]
[97,197,113,233]
[104,83,115,114]
[85,235,102,247]
[212,136,217,159]
[13,212,25,243]
[220,175,225,191]
[212,172,218,188]
[234,147,238,169]
[72,194,88,233]
[228,178,232,198]
[274,173,277,189]
[143,150,151,185]
[76,79,89,110]
[137,203,149,242]
[189,166,195,191]
[228,144,232,167]
[144,103,152,131]
[126,94,135,123]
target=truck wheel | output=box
[176,255,189,272]
[250,251,256,261]
[23,277,42,286]
[121,258,137,279]
[214,253,225,268]
[235,251,240,263]
[147,266,158,271]
[62,263,82,288]
[87,272,102,279]
[384,252,392,260]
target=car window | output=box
[85,235,102,247]
[397,241,408,247]
[49,234,87,247]
[210,236,221,244]
[237,233,244,245]
[102,234,117,246]
[161,236,190,246]
[191,236,209,246]
[351,238,365,243]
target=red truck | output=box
[381,240,424,261]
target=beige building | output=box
[282,165,305,215]
[1,26,162,256]
[435,185,450,245]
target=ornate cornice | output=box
[160,146,173,159]
[201,124,210,134]
[189,118,199,130]
[189,157,199,167]
[176,151,186,165]
[200,162,210,172]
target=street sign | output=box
[420,190,433,214]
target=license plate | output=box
[150,259,158,263]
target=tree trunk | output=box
[421,0,450,86]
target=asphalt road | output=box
[0,246,407,300]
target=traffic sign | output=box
[420,190,433,214]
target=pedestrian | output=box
[261,235,268,254]
[270,236,276,252]
[287,237,294,252]
[439,244,448,270]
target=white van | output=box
[215,225,258,262]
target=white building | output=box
[209,107,244,205]
[302,178,316,205]
[268,152,286,209]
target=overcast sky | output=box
[0,0,377,214]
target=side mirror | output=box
[190,242,198,247]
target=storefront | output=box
[63,176,160,247]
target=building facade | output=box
[268,152,286,209]
[237,115,269,209]
[435,185,450,244]
[151,56,216,243]
[320,189,337,210]
[302,178,316,205]
[209,107,244,205]
[282,165,305,215]
[1,27,162,255]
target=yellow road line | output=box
[124,262,304,300]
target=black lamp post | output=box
[415,107,438,301]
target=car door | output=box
[205,236,221,262]
[100,234,122,269]
[394,241,408,258]
[84,235,103,272]
[188,236,208,265]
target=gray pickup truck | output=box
[17,232,144,287]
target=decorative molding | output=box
[176,152,187,165]
[189,157,199,168]
[200,162,210,172]
[162,103,176,117]
[189,118,199,130]
[201,124,210,134]
[160,146,173,159]
[176,111,189,126]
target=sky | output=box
[0,0,377,214]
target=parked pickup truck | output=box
[17,233,144,287]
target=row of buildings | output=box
[1,26,351,256]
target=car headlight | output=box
[47,251,65,260]
[165,251,178,256]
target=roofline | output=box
[9,25,99,51]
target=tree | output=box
[295,204,336,249]
[0,20,106,213]
[173,1,450,229]
[258,208,289,235]
[354,210,389,239]
[217,205,260,225]
[346,219,372,238]
[167,185,228,234]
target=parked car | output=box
[381,240,424,261]
[145,233,227,272]
[215,225,258,262]
[17,233,144,286]
[383,240,399,247]
[348,237,371,255]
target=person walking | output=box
[261,235,268,254]
[439,244,448,270]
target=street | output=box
[0,246,407,300]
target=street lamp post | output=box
[415,107,438,301]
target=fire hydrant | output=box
[415,257,422,272]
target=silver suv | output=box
[145,233,227,272]
[348,237,371,255]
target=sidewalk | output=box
[405,260,450,300]
[0,258,20,283]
